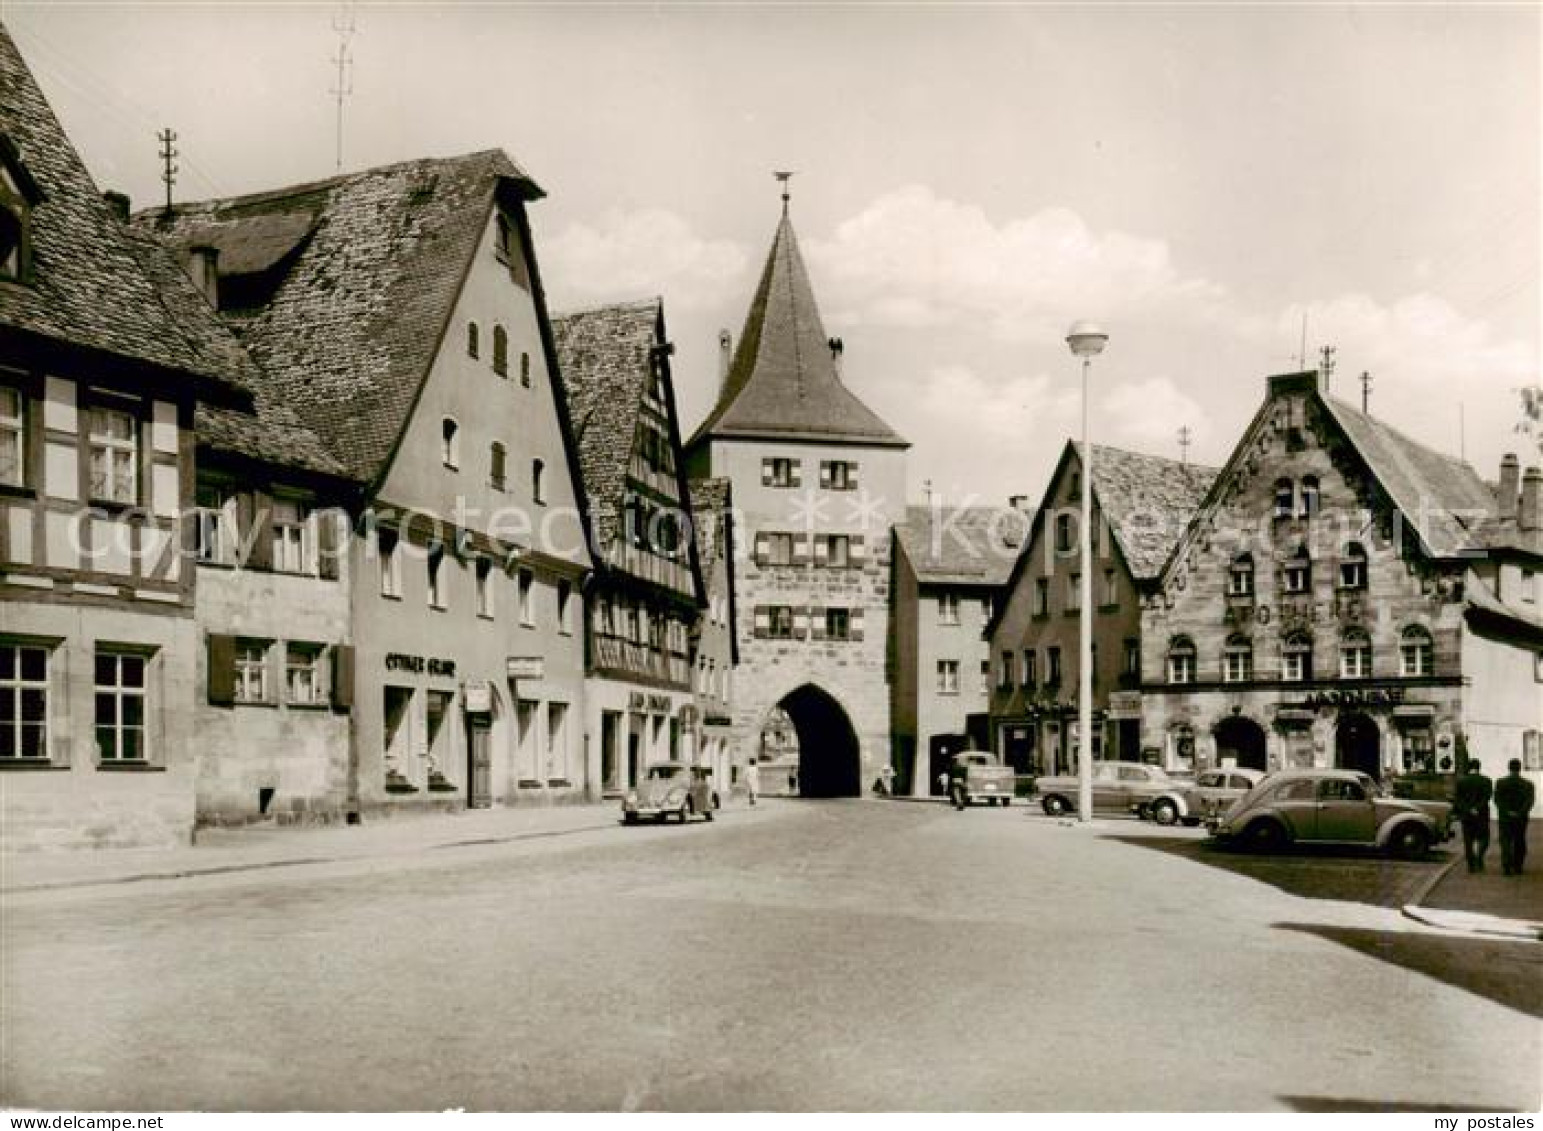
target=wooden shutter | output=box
[754,532,769,567]
[761,459,774,486]
[819,462,832,489]
[207,633,236,706]
[850,535,867,567]
[330,644,355,710]
[792,534,811,566]
[810,605,827,640]
[789,460,802,488]
[792,605,809,640]
[247,491,273,571]
[753,606,770,638]
[850,606,865,642]
[317,508,341,580]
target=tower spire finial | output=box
[773,170,796,215]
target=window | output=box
[1524,568,1537,605]
[1067,573,1081,612]
[532,459,545,505]
[475,558,494,618]
[1283,545,1312,595]
[441,418,459,468]
[1055,513,1074,553]
[234,641,270,704]
[1340,628,1372,679]
[936,660,960,695]
[981,596,994,623]
[763,532,794,566]
[467,322,479,358]
[547,702,568,777]
[821,534,851,568]
[271,500,310,574]
[520,352,531,388]
[1033,578,1050,617]
[286,644,325,705]
[1273,478,1295,519]
[0,386,23,488]
[1229,553,1254,598]
[1000,651,1014,689]
[823,460,855,490]
[767,458,797,488]
[1047,646,1062,684]
[0,644,48,761]
[768,605,794,639]
[938,592,960,625]
[557,580,572,634]
[194,483,236,565]
[95,651,147,762]
[1339,542,1368,590]
[1222,635,1253,683]
[1298,476,1320,518]
[825,607,850,640]
[1282,632,1313,682]
[378,529,402,598]
[1400,625,1433,677]
[1022,649,1037,687]
[518,569,534,626]
[428,550,448,610]
[88,406,138,503]
[1122,638,1140,678]
[1167,637,1196,685]
[492,325,508,377]
[1101,569,1118,607]
[482,441,506,491]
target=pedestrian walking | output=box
[879,764,895,796]
[1494,758,1536,876]
[745,758,760,807]
[1452,758,1493,872]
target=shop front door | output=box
[467,718,492,809]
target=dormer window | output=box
[0,138,42,285]
[0,205,23,281]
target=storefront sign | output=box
[506,657,545,681]
[463,680,493,714]
[1284,686,1407,710]
[1108,691,1143,720]
[386,652,456,678]
[1223,598,1367,628]
[628,691,673,713]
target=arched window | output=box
[1400,625,1433,677]
[1283,544,1312,595]
[441,418,459,468]
[1228,552,1255,598]
[1298,475,1321,518]
[489,441,506,491]
[1273,478,1295,519]
[519,352,531,388]
[466,322,479,359]
[1340,627,1372,679]
[492,325,508,377]
[1222,634,1253,683]
[532,458,545,505]
[1167,636,1196,685]
[1282,632,1313,682]
[1339,541,1368,590]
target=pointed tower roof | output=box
[687,211,907,449]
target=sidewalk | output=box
[1404,818,1543,941]
[0,799,667,895]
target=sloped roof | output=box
[687,211,907,449]
[895,505,1025,585]
[135,149,541,483]
[0,27,246,395]
[551,298,662,548]
[1081,443,1218,579]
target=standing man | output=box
[1494,758,1537,876]
[1452,758,1494,872]
[745,757,760,807]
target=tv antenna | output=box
[1359,370,1372,414]
[157,128,177,213]
[330,4,357,172]
[1178,425,1192,466]
[1318,344,1337,388]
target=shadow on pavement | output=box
[1103,832,1448,909]
[1276,922,1543,1020]
[1279,1096,1526,1113]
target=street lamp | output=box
[1066,320,1108,823]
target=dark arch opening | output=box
[778,683,860,798]
[1215,715,1268,772]
[1336,712,1381,780]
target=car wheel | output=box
[679,799,694,824]
[1390,823,1430,859]
[1150,798,1180,827]
[703,799,715,822]
[1042,794,1070,817]
[623,812,638,825]
[1244,819,1287,854]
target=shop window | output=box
[1282,632,1313,682]
[0,643,49,761]
[936,659,960,695]
[285,644,326,705]
[1167,636,1196,685]
[1339,542,1368,590]
[1340,628,1372,679]
[0,385,24,488]
[94,650,147,762]
[88,406,138,504]
[1222,635,1253,683]
[1283,544,1313,595]
[1399,625,1433,677]
[1229,553,1255,598]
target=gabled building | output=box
[891,503,1025,795]
[985,441,1214,779]
[688,475,739,792]
[0,26,250,849]
[552,299,706,795]
[684,200,909,797]
[1141,370,1541,791]
[143,149,596,814]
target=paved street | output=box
[3,801,1538,1112]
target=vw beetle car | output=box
[1136,766,1264,827]
[622,762,719,824]
[1208,768,1452,858]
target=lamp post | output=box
[1066,321,1108,823]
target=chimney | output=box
[102,191,130,223]
[1521,466,1542,533]
[182,245,220,307]
[1008,494,1031,513]
[1497,453,1520,523]
[717,329,732,392]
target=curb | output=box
[1399,852,1543,942]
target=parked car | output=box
[622,762,719,824]
[1034,761,1182,817]
[947,751,1016,808]
[1208,768,1452,858]
[1136,767,1265,827]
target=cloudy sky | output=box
[5,3,1537,507]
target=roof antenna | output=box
[773,170,796,215]
[1359,370,1372,414]
[1318,344,1336,390]
[157,128,177,214]
[330,4,357,173]
[1178,425,1192,466]
[1297,311,1308,370]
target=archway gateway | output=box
[1214,715,1268,773]
[774,684,861,798]
[1336,712,1382,781]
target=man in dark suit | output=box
[1452,759,1494,872]
[1493,759,1537,876]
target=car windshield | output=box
[646,766,684,781]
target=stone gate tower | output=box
[684,197,909,795]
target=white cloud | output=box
[541,208,748,313]
[1098,376,1212,452]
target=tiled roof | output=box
[894,505,1025,585]
[1081,443,1218,579]
[689,476,733,571]
[0,26,247,394]
[551,298,662,549]
[118,224,347,478]
[135,149,541,484]
[687,212,907,449]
